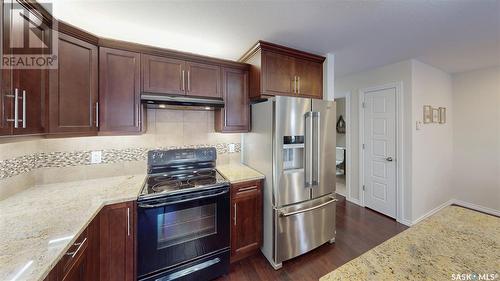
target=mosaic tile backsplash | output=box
[0,143,241,180]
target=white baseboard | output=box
[346,196,361,206]
[335,190,346,197]
[398,218,412,227]
[411,199,455,226]
[452,200,500,217]
[410,199,499,226]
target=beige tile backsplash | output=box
[0,109,242,200]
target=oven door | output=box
[137,186,230,278]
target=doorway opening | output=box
[334,92,351,202]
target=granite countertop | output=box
[320,206,500,281]
[0,174,146,281]
[217,163,265,184]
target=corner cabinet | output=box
[48,33,98,136]
[99,48,142,134]
[239,41,325,100]
[43,213,100,281]
[43,201,135,281]
[215,67,250,133]
[230,180,263,263]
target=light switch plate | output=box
[91,150,102,164]
[228,143,236,153]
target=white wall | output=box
[324,53,335,101]
[411,60,454,221]
[452,67,500,212]
[335,60,413,222]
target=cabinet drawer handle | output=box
[66,237,87,258]
[237,186,258,193]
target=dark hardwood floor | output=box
[217,194,408,281]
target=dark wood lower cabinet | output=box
[43,201,134,281]
[99,201,135,281]
[230,180,263,263]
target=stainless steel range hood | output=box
[141,93,224,110]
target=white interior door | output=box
[363,87,397,218]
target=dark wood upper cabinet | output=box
[294,57,323,99]
[0,0,12,136]
[239,41,325,100]
[230,180,263,263]
[48,33,98,136]
[12,68,46,135]
[142,54,185,95]
[100,201,135,281]
[142,54,221,99]
[99,47,142,134]
[185,62,221,98]
[215,67,249,133]
[0,0,48,136]
[262,51,295,96]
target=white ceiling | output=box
[50,0,500,77]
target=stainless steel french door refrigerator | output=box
[242,96,336,269]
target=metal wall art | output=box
[423,105,446,124]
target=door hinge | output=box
[362,102,366,108]
[362,185,365,191]
[362,144,365,149]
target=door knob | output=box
[386,157,393,162]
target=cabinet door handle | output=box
[297,76,300,94]
[14,88,19,128]
[187,71,190,92]
[181,70,185,91]
[95,102,99,128]
[293,76,296,93]
[21,90,26,128]
[233,203,237,225]
[127,207,131,236]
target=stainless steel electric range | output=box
[137,148,230,281]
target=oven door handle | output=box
[138,189,229,208]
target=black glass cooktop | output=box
[141,168,228,197]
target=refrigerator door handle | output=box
[304,111,314,188]
[312,111,320,186]
[278,196,337,217]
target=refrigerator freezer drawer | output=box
[275,195,336,263]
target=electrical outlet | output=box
[90,150,102,164]
[228,143,236,153]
